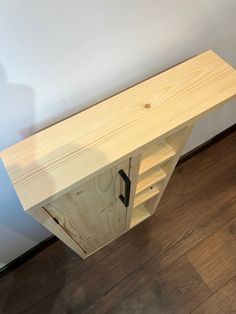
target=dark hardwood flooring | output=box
[0,129,236,314]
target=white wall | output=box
[0,0,235,267]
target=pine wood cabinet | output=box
[1,50,236,258]
[44,159,130,255]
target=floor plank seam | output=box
[102,254,195,314]
[82,212,236,313]
[185,214,236,258]
[83,255,157,314]
[1,130,236,314]
[183,253,212,294]
[96,213,236,314]
[184,254,214,313]
[15,239,141,314]
[189,275,236,313]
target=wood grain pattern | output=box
[187,217,236,292]
[0,130,236,314]
[134,185,160,208]
[139,139,175,175]
[108,256,211,314]
[1,50,236,211]
[132,126,191,222]
[28,207,87,258]
[126,154,141,228]
[81,130,236,314]
[192,277,236,314]
[45,160,130,254]
[136,166,166,194]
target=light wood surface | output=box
[126,154,141,229]
[1,130,236,314]
[145,125,194,214]
[130,204,151,228]
[1,50,236,211]
[28,207,87,258]
[44,160,129,254]
[136,166,166,194]
[134,185,160,208]
[139,140,175,175]
[142,126,193,214]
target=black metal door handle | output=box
[118,169,131,207]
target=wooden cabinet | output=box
[43,159,130,254]
[1,50,236,258]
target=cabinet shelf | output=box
[130,204,151,228]
[134,185,160,208]
[136,166,166,194]
[139,140,175,175]
[1,51,234,259]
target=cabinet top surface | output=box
[1,50,236,211]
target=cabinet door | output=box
[44,160,131,255]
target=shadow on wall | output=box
[0,63,51,268]
[0,64,86,311]
[0,64,35,150]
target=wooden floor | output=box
[0,129,236,314]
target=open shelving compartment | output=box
[129,126,192,228]
[130,139,175,228]
[138,139,175,175]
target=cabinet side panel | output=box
[27,207,87,258]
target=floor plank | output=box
[83,193,236,314]
[187,217,236,292]
[192,276,236,314]
[22,179,236,314]
[0,217,159,314]
[108,256,211,314]
[0,218,158,314]
[82,132,236,314]
[0,130,235,314]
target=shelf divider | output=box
[134,185,160,208]
[136,166,166,194]
[139,140,175,175]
